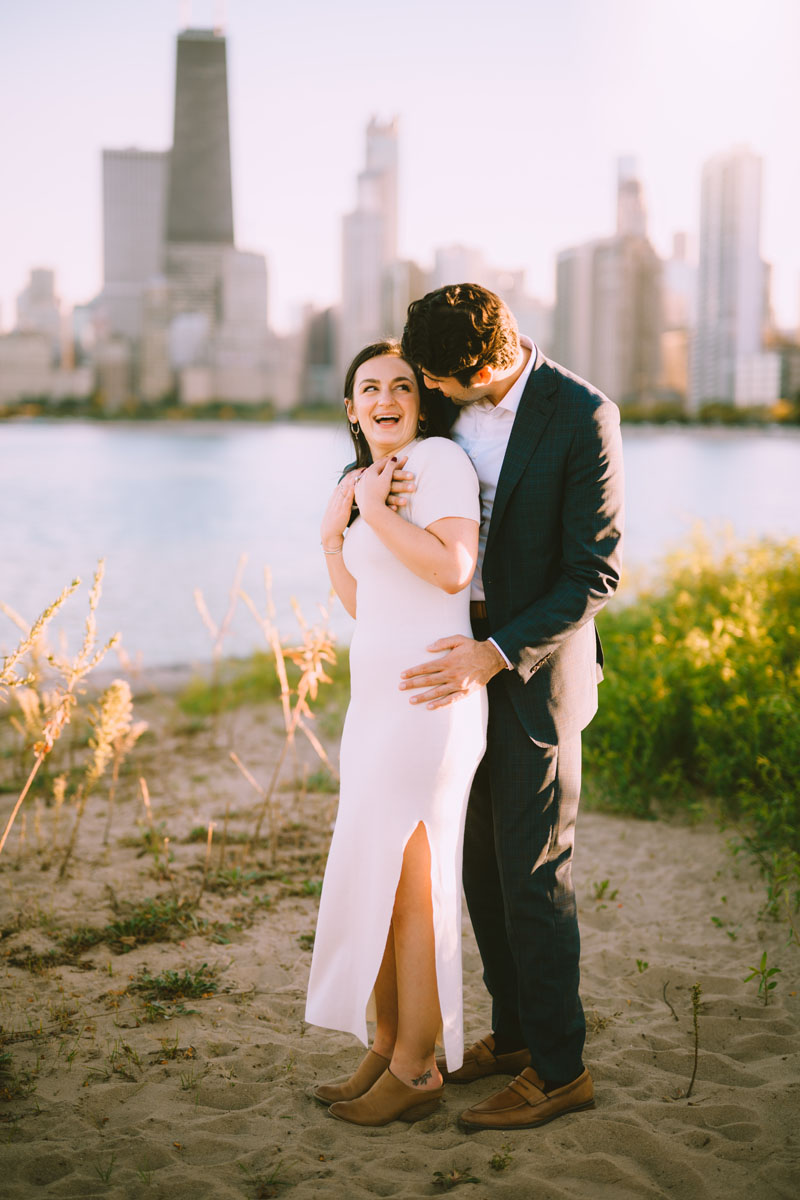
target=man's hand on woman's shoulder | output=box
[386,457,415,510]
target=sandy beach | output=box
[1,677,798,1199]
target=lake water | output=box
[2,421,799,668]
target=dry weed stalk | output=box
[114,640,145,683]
[10,686,45,742]
[686,982,703,1099]
[217,800,230,871]
[51,774,67,851]
[241,571,338,768]
[0,563,119,859]
[135,777,175,888]
[9,686,58,777]
[59,676,135,876]
[138,776,163,858]
[100,681,148,844]
[0,578,80,694]
[139,775,155,833]
[196,821,216,904]
[234,572,338,864]
[194,553,248,670]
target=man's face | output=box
[420,368,491,407]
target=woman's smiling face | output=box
[346,354,421,459]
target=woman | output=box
[305,340,487,1127]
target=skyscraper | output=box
[340,118,399,366]
[165,29,235,323]
[616,156,647,238]
[102,148,169,340]
[553,243,595,381]
[15,268,62,360]
[166,29,234,245]
[430,245,489,291]
[553,159,662,407]
[690,147,765,408]
[86,25,276,406]
[661,233,697,399]
[104,150,169,283]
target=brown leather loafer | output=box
[329,1069,443,1126]
[436,1035,531,1084]
[459,1067,594,1130]
[312,1049,389,1105]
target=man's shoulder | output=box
[528,353,621,443]
[535,352,617,415]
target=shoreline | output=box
[3,411,800,438]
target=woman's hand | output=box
[321,469,362,548]
[354,457,397,522]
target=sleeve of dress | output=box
[407,438,481,530]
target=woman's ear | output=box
[344,399,355,422]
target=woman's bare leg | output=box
[371,925,398,1058]
[389,822,442,1092]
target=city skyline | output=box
[1,0,799,334]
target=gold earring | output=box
[350,420,361,435]
[418,412,428,433]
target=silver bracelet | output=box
[321,542,344,556]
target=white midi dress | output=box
[305,436,488,1071]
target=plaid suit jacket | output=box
[454,348,625,744]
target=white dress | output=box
[305,437,488,1070]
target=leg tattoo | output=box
[410,1068,432,1087]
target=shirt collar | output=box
[496,336,537,414]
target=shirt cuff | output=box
[488,637,513,670]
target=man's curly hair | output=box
[401,283,520,386]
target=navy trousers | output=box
[462,664,586,1083]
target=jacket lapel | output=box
[485,350,558,556]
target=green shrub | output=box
[177,650,351,717]
[178,652,281,716]
[585,535,800,903]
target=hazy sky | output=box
[1,0,798,333]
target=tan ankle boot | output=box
[328,1069,443,1126]
[313,1050,390,1104]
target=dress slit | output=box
[365,818,454,1065]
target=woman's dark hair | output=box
[342,339,450,471]
[402,283,519,386]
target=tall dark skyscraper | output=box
[165,28,236,323]
[166,29,234,245]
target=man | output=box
[399,283,624,1131]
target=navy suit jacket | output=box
[444,347,625,745]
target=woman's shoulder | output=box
[405,438,479,520]
[408,436,476,472]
